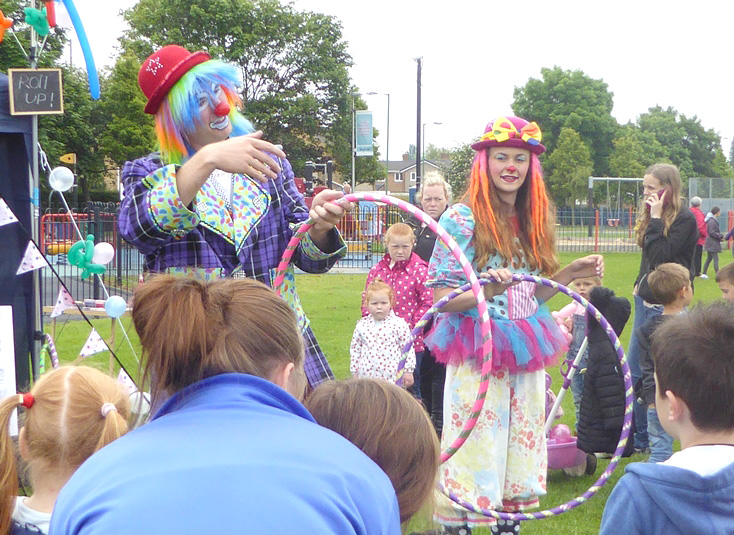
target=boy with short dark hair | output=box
[600,302,734,535]
[634,263,692,463]
[715,262,734,302]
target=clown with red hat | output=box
[421,116,603,534]
[118,45,351,388]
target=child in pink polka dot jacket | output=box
[361,223,433,392]
[351,280,416,387]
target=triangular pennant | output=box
[117,368,138,394]
[50,287,76,318]
[16,241,49,275]
[79,328,108,358]
[0,198,19,227]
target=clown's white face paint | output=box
[187,85,233,150]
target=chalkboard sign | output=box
[7,68,64,115]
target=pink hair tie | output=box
[101,403,117,418]
[19,393,34,409]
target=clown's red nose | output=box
[506,165,516,173]
[213,99,230,116]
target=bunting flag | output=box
[79,328,108,358]
[50,287,76,318]
[117,368,138,394]
[16,241,48,274]
[0,198,19,227]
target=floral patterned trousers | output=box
[435,364,547,527]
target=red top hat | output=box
[138,45,211,115]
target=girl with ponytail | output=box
[0,367,129,535]
[50,276,401,534]
[424,116,604,534]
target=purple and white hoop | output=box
[273,192,493,462]
[408,275,633,520]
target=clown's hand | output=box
[205,131,286,182]
[567,255,604,281]
[309,190,353,235]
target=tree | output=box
[637,106,728,179]
[38,66,105,203]
[425,143,450,161]
[118,0,377,177]
[0,0,66,72]
[97,52,156,168]
[608,126,667,178]
[443,141,476,198]
[330,96,385,185]
[544,128,593,206]
[512,67,618,176]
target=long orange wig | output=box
[462,150,559,275]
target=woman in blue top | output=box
[50,276,400,535]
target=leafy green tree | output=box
[443,141,476,198]
[119,0,378,177]
[39,66,105,203]
[608,126,667,178]
[97,52,156,167]
[0,0,66,71]
[729,138,734,167]
[636,106,728,180]
[608,132,647,179]
[512,66,618,176]
[544,128,593,206]
[425,143,450,161]
[331,96,385,185]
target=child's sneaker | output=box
[700,274,709,279]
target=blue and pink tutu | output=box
[425,306,567,373]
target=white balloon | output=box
[92,242,115,265]
[49,166,75,192]
[104,296,127,318]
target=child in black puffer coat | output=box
[577,286,635,457]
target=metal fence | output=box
[41,201,649,303]
[41,202,146,307]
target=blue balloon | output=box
[61,0,100,99]
[104,296,127,318]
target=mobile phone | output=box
[646,189,669,212]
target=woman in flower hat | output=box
[118,45,351,388]
[424,116,603,534]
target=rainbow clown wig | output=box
[138,45,254,165]
[464,116,559,275]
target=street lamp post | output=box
[366,92,390,194]
[422,121,442,179]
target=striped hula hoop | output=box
[409,275,633,520]
[273,192,492,462]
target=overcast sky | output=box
[57,0,734,162]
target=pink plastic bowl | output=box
[547,437,587,470]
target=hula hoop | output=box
[43,333,60,369]
[410,275,633,520]
[273,193,493,462]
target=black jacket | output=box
[577,287,634,456]
[635,208,698,304]
[406,213,444,263]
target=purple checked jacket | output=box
[118,153,346,385]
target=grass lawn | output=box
[45,252,728,534]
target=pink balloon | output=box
[550,424,573,443]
